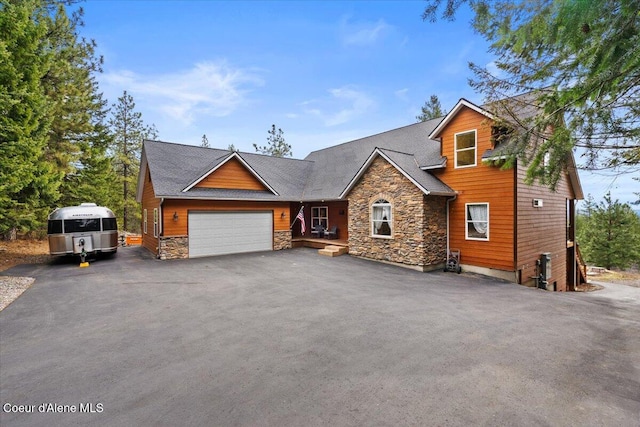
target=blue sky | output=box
[77,0,637,207]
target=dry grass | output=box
[0,239,52,273]
[587,268,640,288]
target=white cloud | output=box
[394,88,409,101]
[301,86,375,127]
[340,17,391,46]
[102,61,264,125]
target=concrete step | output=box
[318,245,349,257]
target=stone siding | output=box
[347,156,448,269]
[274,230,292,250]
[159,236,189,260]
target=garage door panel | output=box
[188,211,273,258]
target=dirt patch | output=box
[575,282,605,292]
[588,268,640,288]
[0,239,52,273]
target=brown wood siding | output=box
[162,199,291,237]
[516,163,575,291]
[290,201,349,240]
[194,157,267,191]
[141,168,161,255]
[433,107,516,271]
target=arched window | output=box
[371,199,392,238]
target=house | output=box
[136,97,585,291]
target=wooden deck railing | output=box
[576,243,588,284]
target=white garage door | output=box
[188,211,273,258]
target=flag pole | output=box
[290,206,304,229]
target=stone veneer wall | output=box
[274,230,292,250]
[159,236,189,260]
[158,231,290,260]
[347,156,448,269]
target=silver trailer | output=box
[47,203,118,257]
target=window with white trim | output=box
[466,203,489,240]
[143,209,148,234]
[311,206,328,229]
[153,208,159,238]
[371,199,392,238]
[455,130,477,168]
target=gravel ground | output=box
[0,276,35,311]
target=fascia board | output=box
[181,152,279,196]
[136,148,148,203]
[429,98,495,139]
[339,148,433,199]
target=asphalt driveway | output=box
[1,247,639,426]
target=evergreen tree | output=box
[39,2,119,212]
[577,193,640,270]
[108,91,157,232]
[423,0,640,189]
[0,0,56,239]
[201,134,210,148]
[253,124,292,157]
[416,95,446,122]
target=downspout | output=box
[158,198,164,259]
[446,193,458,259]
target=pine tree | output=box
[108,91,157,232]
[201,134,210,148]
[577,193,640,270]
[416,95,446,122]
[423,0,640,189]
[0,0,56,239]
[253,124,292,157]
[39,2,119,212]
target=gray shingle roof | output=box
[140,117,453,202]
[142,140,312,200]
[302,118,448,200]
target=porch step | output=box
[318,245,349,257]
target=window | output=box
[153,208,159,238]
[455,130,477,168]
[102,218,117,231]
[63,219,101,233]
[47,220,62,234]
[311,206,328,229]
[466,203,489,240]
[143,209,148,234]
[371,199,392,238]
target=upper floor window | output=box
[466,203,489,240]
[372,199,392,238]
[455,130,477,168]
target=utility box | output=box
[539,253,552,289]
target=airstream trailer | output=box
[47,203,118,256]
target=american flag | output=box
[296,207,306,234]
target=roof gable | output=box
[429,98,495,140]
[184,154,271,193]
[339,148,455,199]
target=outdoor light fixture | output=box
[173,211,179,221]
[281,211,286,219]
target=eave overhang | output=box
[181,151,279,195]
[429,98,496,140]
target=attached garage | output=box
[188,211,273,258]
